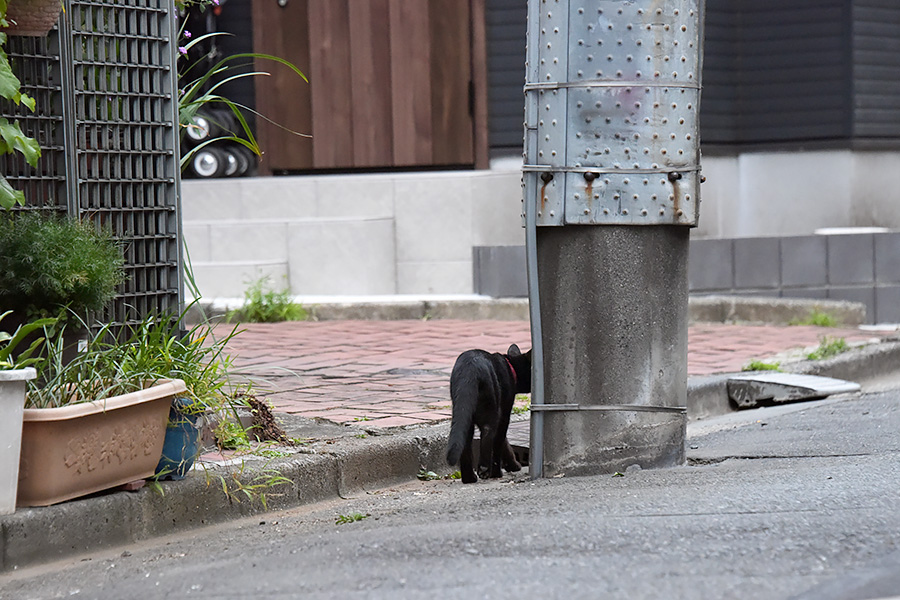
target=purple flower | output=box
[212,0,219,5]
[179,46,188,55]
[184,30,192,38]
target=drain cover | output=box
[727,373,861,409]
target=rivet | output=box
[549,211,555,217]
[603,208,610,214]
[659,208,666,215]
[641,209,648,216]
[574,193,580,199]
[676,209,684,217]
[584,208,590,215]
[622,209,629,215]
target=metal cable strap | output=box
[531,404,687,414]
[524,80,700,91]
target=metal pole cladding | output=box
[524,0,545,481]
[524,0,704,478]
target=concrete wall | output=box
[181,169,524,299]
[695,150,900,239]
[181,149,900,302]
[474,231,900,324]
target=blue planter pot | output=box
[155,397,201,480]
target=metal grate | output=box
[0,0,183,336]
[0,34,67,212]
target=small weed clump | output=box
[742,360,781,372]
[512,394,531,415]
[790,309,839,328]
[227,277,307,323]
[807,336,849,361]
[336,513,370,525]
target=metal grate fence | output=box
[0,0,183,334]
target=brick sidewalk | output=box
[216,320,891,429]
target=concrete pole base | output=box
[535,225,689,477]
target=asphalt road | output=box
[2,387,899,600]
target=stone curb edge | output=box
[3,339,898,573]
[189,295,868,326]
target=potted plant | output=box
[0,310,53,514]
[1,0,62,38]
[17,320,187,506]
[17,310,240,506]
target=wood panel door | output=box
[252,0,487,173]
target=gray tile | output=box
[473,246,527,297]
[875,232,900,283]
[781,236,827,287]
[730,289,781,298]
[827,234,875,285]
[781,287,829,300]
[734,237,780,290]
[688,238,734,292]
[875,285,900,324]
[828,286,875,324]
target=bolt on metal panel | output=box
[524,0,704,227]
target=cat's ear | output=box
[507,344,521,357]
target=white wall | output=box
[181,169,524,299]
[182,149,900,298]
[695,149,900,239]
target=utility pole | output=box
[524,0,705,477]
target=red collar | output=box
[505,356,517,386]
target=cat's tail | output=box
[446,367,477,466]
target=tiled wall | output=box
[473,231,900,323]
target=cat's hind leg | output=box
[459,423,478,483]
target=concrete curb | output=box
[0,424,451,572]
[3,336,896,573]
[188,295,868,326]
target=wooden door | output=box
[252,0,487,173]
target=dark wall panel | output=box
[485,0,527,153]
[853,0,900,139]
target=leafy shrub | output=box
[0,212,125,318]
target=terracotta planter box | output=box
[17,379,187,507]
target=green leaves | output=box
[0,311,57,370]
[0,117,41,166]
[0,6,41,210]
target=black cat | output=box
[445,344,532,483]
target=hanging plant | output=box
[2,0,62,37]
[0,0,41,210]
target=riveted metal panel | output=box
[523,0,705,227]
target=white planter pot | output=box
[0,367,36,515]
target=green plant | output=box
[226,277,307,323]
[0,211,125,319]
[203,461,292,510]
[0,310,55,370]
[0,1,42,210]
[807,336,849,361]
[25,306,239,409]
[175,1,307,171]
[335,513,370,525]
[789,309,839,328]
[742,359,781,372]
[512,394,531,415]
[417,468,440,481]
[447,471,461,480]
